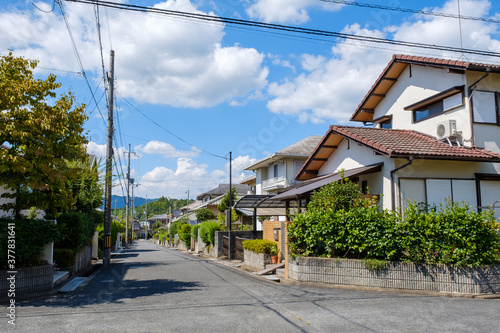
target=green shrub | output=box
[288,178,401,260]
[191,224,200,240]
[169,218,188,239]
[179,224,192,247]
[363,258,388,270]
[399,201,500,266]
[0,218,59,268]
[195,208,216,222]
[199,220,224,246]
[288,177,500,267]
[56,212,96,252]
[242,239,279,255]
[96,220,124,256]
[53,248,75,268]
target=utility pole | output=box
[124,144,137,245]
[103,50,115,266]
[228,151,232,231]
[130,178,135,241]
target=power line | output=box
[320,0,500,25]
[63,0,500,58]
[30,0,56,13]
[93,2,109,105]
[116,92,227,160]
[56,0,107,124]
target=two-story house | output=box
[274,54,500,218]
[244,135,322,195]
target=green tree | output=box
[195,207,216,222]
[218,187,237,213]
[67,158,103,214]
[0,52,88,217]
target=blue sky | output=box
[3,0,500,199]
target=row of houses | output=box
[183,54,500,231]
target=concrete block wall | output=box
[72,244,92,276]
[244,249,271,270]
[214,231,263,259]
[289,257,500,294]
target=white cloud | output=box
[211,155,258,184]
[246,0,342,24]
[0,0,268,108]
[137,141,201,159]
[86,142,139,161]
[139,157,218,198]
[265,0,500,124]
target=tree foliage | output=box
[218,187,237,213]
[195,207,216,222]
[0,52,88,216]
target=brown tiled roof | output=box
[296,125,500,180]
[331,126,500,160]
[351,54,500,122]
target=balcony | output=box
[261,176,287,191]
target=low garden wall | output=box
[288,257,500,295]
[72,244,92,276]
[177,240,189,251]
[244,249,272,270]
[0,265,54,298]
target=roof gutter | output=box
[467,69,490,146]
[390,156,413,211]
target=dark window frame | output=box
[471,90,500,126]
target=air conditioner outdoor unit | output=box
[436,120,457,140]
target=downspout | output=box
[467,69,490,146]
[390,156,414,211]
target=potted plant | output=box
[270,243,279,264]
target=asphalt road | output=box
[6,240,500,332]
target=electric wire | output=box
[30,0,56,13]
[94,2,109,105]
[63,0,500,58]
[56,0,107,124]
[320,0,500,24]
[116,92,227,160]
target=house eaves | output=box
[350,54,500,123]
[296,125,500,180]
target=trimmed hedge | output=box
[242,239,279,255]
[56,212,97,252]
[53,248,75,268]
[288,178,500,266]
[0,218,59,268]
[191,224,200,240]
[199,220,224,246]
[179,224,192,247]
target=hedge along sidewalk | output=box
[288,257,500,296]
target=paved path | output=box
[7,240,500,332]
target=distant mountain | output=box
[102,195,157,210]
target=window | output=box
[472,90,500,124]
[399,178,477,211]
[380,120,392,129]
[413,100,443,122]
[405,86,464,123]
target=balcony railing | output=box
[261,176,287,190]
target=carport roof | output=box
[234,194,287,209]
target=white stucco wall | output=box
[0,185,15,218]
[318,139,395,209]
[373,65,472,143]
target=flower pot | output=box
[271,255,278,264]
